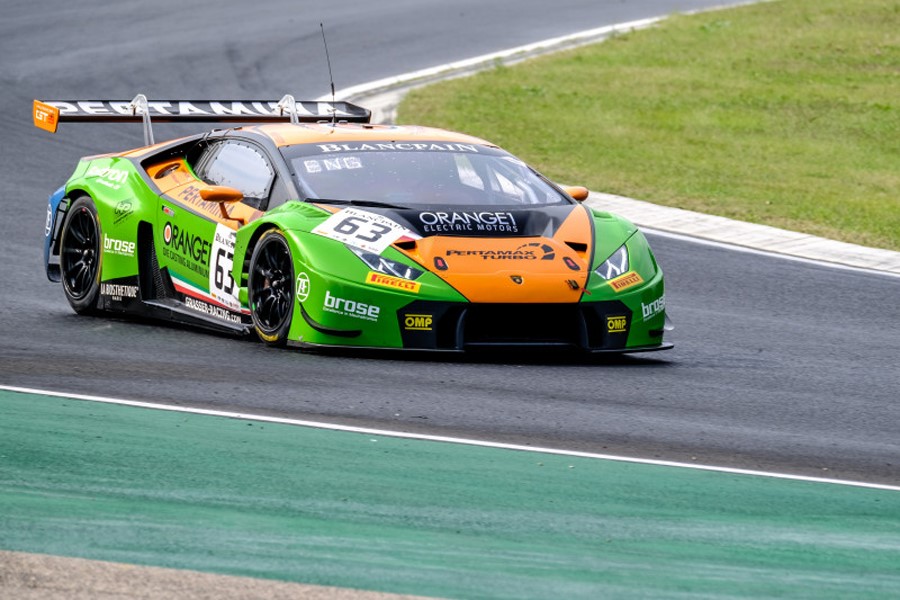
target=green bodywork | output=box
[53,150,667,352]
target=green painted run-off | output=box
[1,390,899,599]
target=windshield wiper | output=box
[310,198,409,210]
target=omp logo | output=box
[608,271,643,292]
[103,235,135,257]
[642,294,666,321]
[365,272,420,293]
[44,205,52,236]
[404,314,433,331]
[323,290,380,321]
[606,315,627,333]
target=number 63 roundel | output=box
[312,207,415,254]
[209,224,241,311]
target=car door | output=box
[155,139,278,320]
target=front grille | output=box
[461,304,587,348]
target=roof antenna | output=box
[320,23,337,128]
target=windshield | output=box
[282,142,571,208]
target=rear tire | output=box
[59,196,102,315]
[248,229,295,346]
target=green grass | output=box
[398,0,900,250]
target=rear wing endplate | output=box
[33,94,371,145]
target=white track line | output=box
[3,384,898,492]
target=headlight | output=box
[349,246,424,281]
[594,244,629,279]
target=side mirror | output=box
[563,186,589,202]
[199,185,244,222]
[199,185,244,203]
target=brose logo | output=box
[103,234,135,257]
[403,314,433,331]
[642,294,666,321]
[323,290,380,321]
[606,315,627,333]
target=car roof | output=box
[244,122,495,148]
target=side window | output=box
[203,142,274,209]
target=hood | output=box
[387,204,595,303]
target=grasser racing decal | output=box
[184,296,242,324]
[313,208,412,255]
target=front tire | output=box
[59,196,102,315]
[248,229,295,346]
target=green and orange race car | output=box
[36,94,671,353]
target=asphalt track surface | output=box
[1,0,898,486]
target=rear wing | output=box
[33,94,371,144]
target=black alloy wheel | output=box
[59,196,102,314]
[248,229,295,346]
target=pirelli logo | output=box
[365,272,421,294]
[608,271,644,292]
[606,315,627,333]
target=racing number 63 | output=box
[334,216,394,243]
[213,247,235,294]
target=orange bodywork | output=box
[146,159,262,229]
[247,122,492,148]
[397,206,594,303]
